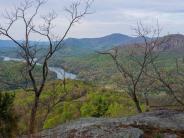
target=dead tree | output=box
[0,0,92,135]
[150,54,184,107]
[98,22,165,113]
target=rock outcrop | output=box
[28,110,184,138]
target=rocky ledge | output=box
[32,110,184,138]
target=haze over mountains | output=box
[0,33,139,48]
[0,33,184,56]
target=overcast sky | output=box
[0,0,184,40]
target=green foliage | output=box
[50,48,184,88]
[0,61,55,91]
[12,80,140,132]
[1,36,184,136]
[81,94,109,117]
[0,93,18,138]
[44,102,80,129]
[80,92,139,118]
[0,61,24,90]
[106,102,133,117]
[13,80,91,131]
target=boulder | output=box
[30,110,184,138]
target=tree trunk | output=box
[144,92,150,112]
[29,95,40,137]
[132,93,142,113]
[144,92,149,107]
[63,71,66,92]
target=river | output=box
[1,56,77,80]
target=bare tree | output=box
[98,22,166,113]
[0,0,92,135]
[149,52,184,107]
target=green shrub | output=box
[80,94,109,117]
[0,93,18,138]
[106,102,135,117]
[106,102,125,117]
[44,102,80,129]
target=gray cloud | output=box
[0,0,184,40]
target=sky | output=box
[0,0,184,40]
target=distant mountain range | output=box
[0,33,141,47]
[60,33,146,55]
[0,33,144,56]
[1,33,184,56]
[64,33,142,50]
[0,40,17,48]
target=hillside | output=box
[1,0,184,137]
[1,34,184,137]
[48,34,184,85]
[2,33,184,58]
[9,79,182,136]
[0,61,56,90]
[63,33,139,52]
[10,80,144,135]
[0,33,146,57]
[1,34,184,85]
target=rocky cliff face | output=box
[26,110,184,138]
